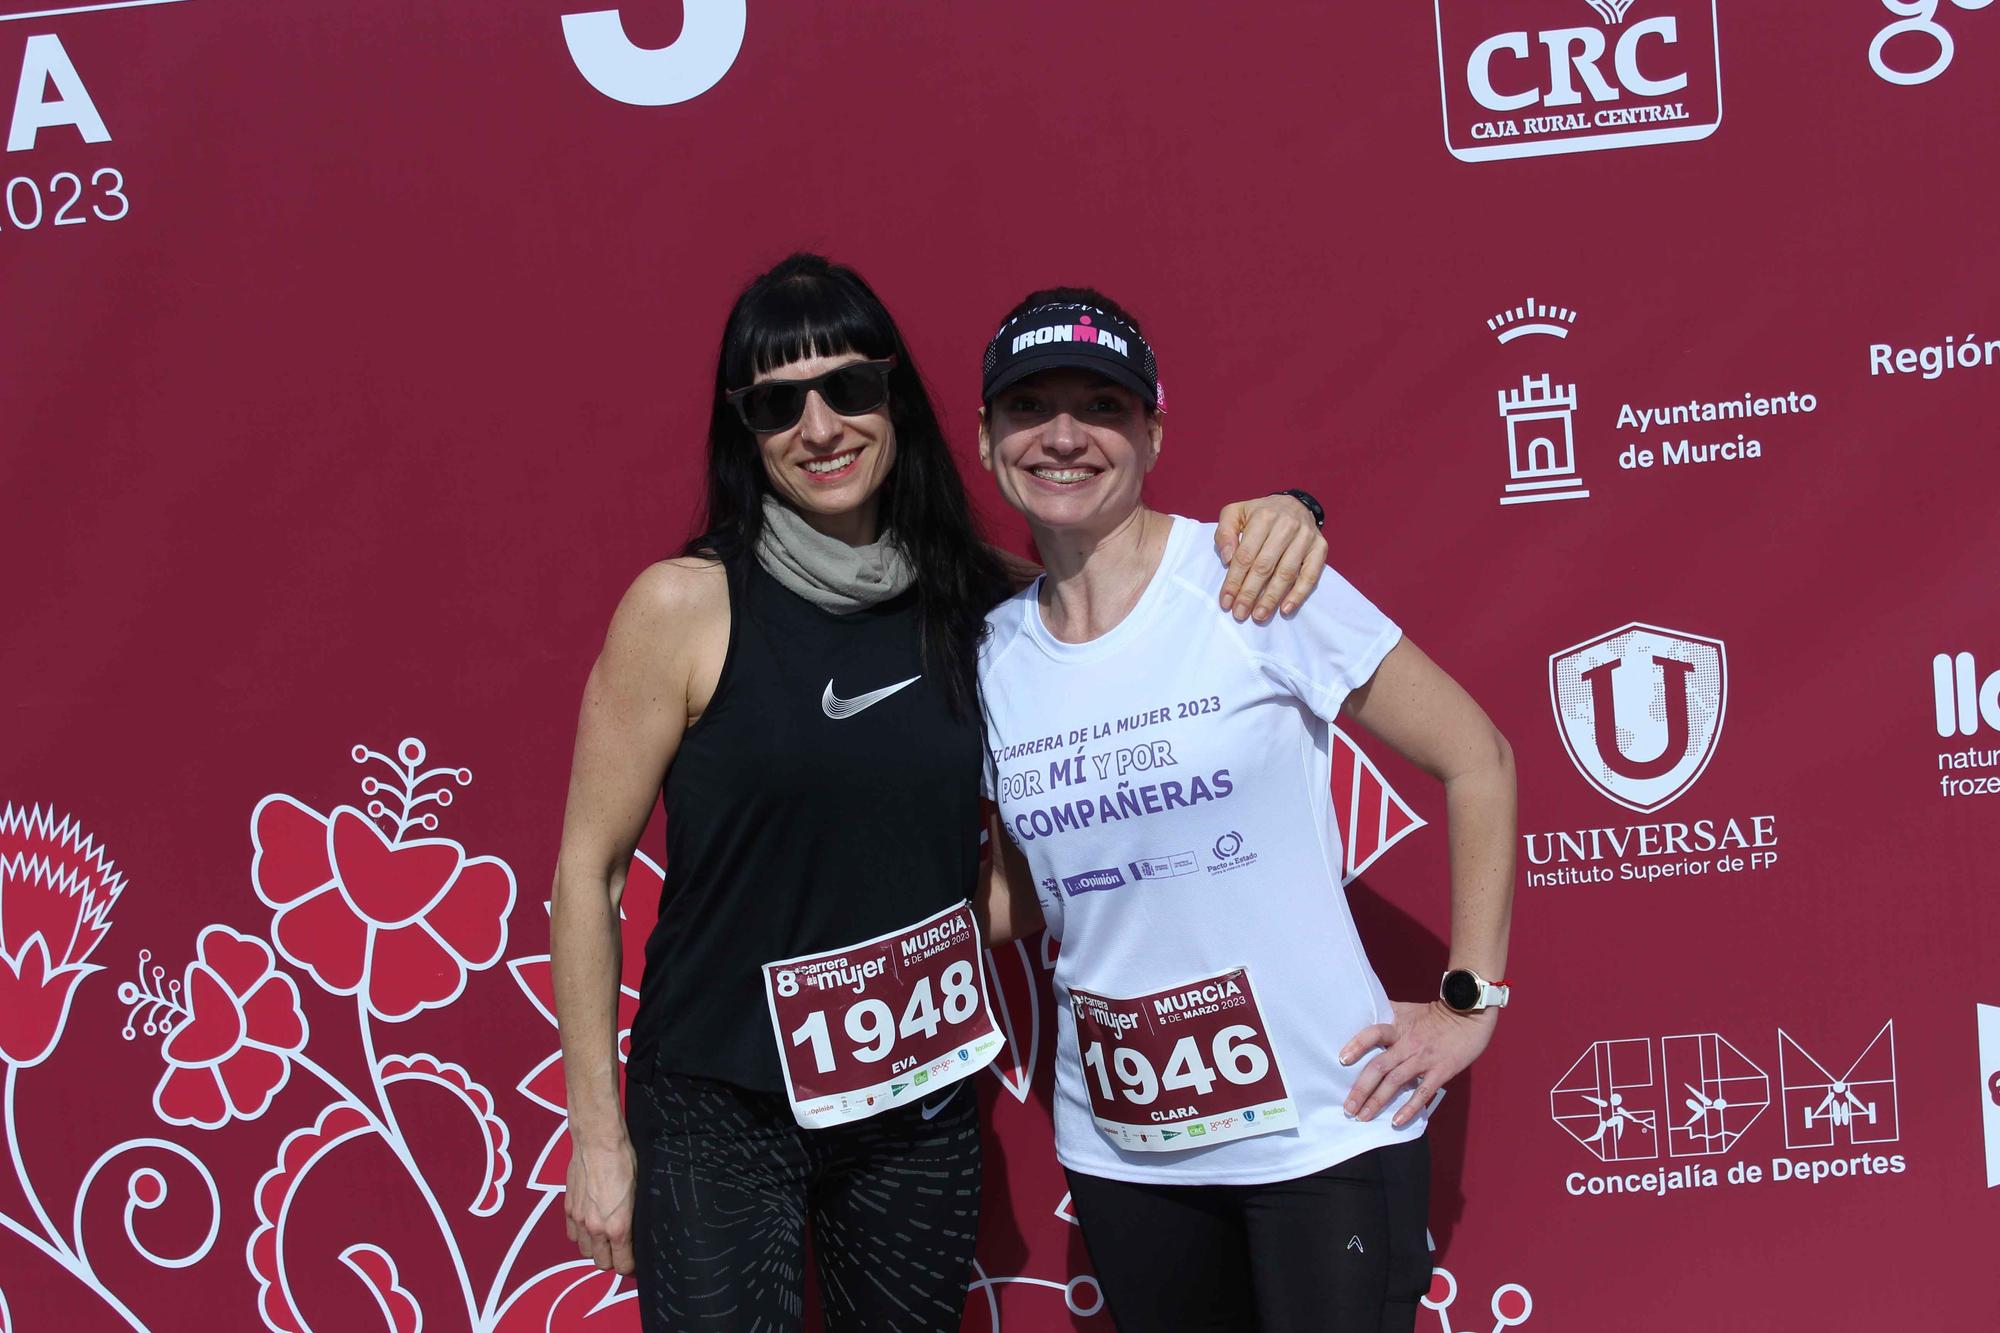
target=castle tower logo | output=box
[1434,0,1724,162]
[1550,623,1727,812]
[1498,373,1588,504]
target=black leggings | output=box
[625,1063,982,1333]
[1064,1137,1432,1333]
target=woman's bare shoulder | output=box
[600,557,728,662]
[623,555,726,615]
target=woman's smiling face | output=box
[980,368,1160,536]
[749,351,898,537]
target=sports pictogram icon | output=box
[1663,1032,1769,1157]
[1779,1021,1900,1149]
[1551,1038,1659,1161]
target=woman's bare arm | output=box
[1333,637,1517,1127]
[550,558,726,1274]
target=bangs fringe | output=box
[726,270,898,387]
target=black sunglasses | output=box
[725,358,897,433]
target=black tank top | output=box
[631,556,984,1092]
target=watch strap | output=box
[1276,487,1325,529]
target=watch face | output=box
[1442,971,1481,1011]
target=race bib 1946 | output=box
[1069,966,1294,1151]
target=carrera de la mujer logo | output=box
[1433,0,1723,161]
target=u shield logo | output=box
[563,2,747,106]
[1550,623,1726,812]
[1580,652,1695,781]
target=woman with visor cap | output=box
[972,285,1517,1333]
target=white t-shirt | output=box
[979,515,1423,1185]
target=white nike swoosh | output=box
[822,675,920,720]
[919,1083,964,1121]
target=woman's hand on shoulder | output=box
[1214,495,1327,623]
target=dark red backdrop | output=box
[4,1,1997,1329]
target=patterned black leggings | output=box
[625,1064,982,1333]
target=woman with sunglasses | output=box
[548,254,1332,1332]
[972,287,1517,1333]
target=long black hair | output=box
[684,253,1009,716]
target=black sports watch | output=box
[1276,488,1325,529]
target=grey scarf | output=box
[754,495,916,614]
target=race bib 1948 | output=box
[762,901,1003,1128]
[1069,966,1294,1151]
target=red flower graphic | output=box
[250,741,516,1020]
[492,1262,634,1331]
[144,926,308,1129]
[0,804,125,1067]
[510,850,662,1190]
[248,1103,375,1333]
[379,1052,513,1215]
[338,1245,423,1333]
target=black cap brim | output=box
[983,347,1155,406]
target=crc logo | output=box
[563,1,745,106]
[1870,0,1992,85]
[1433,0,1723,162]
[1550,623,1726,813]
[1932,652,2000,736]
